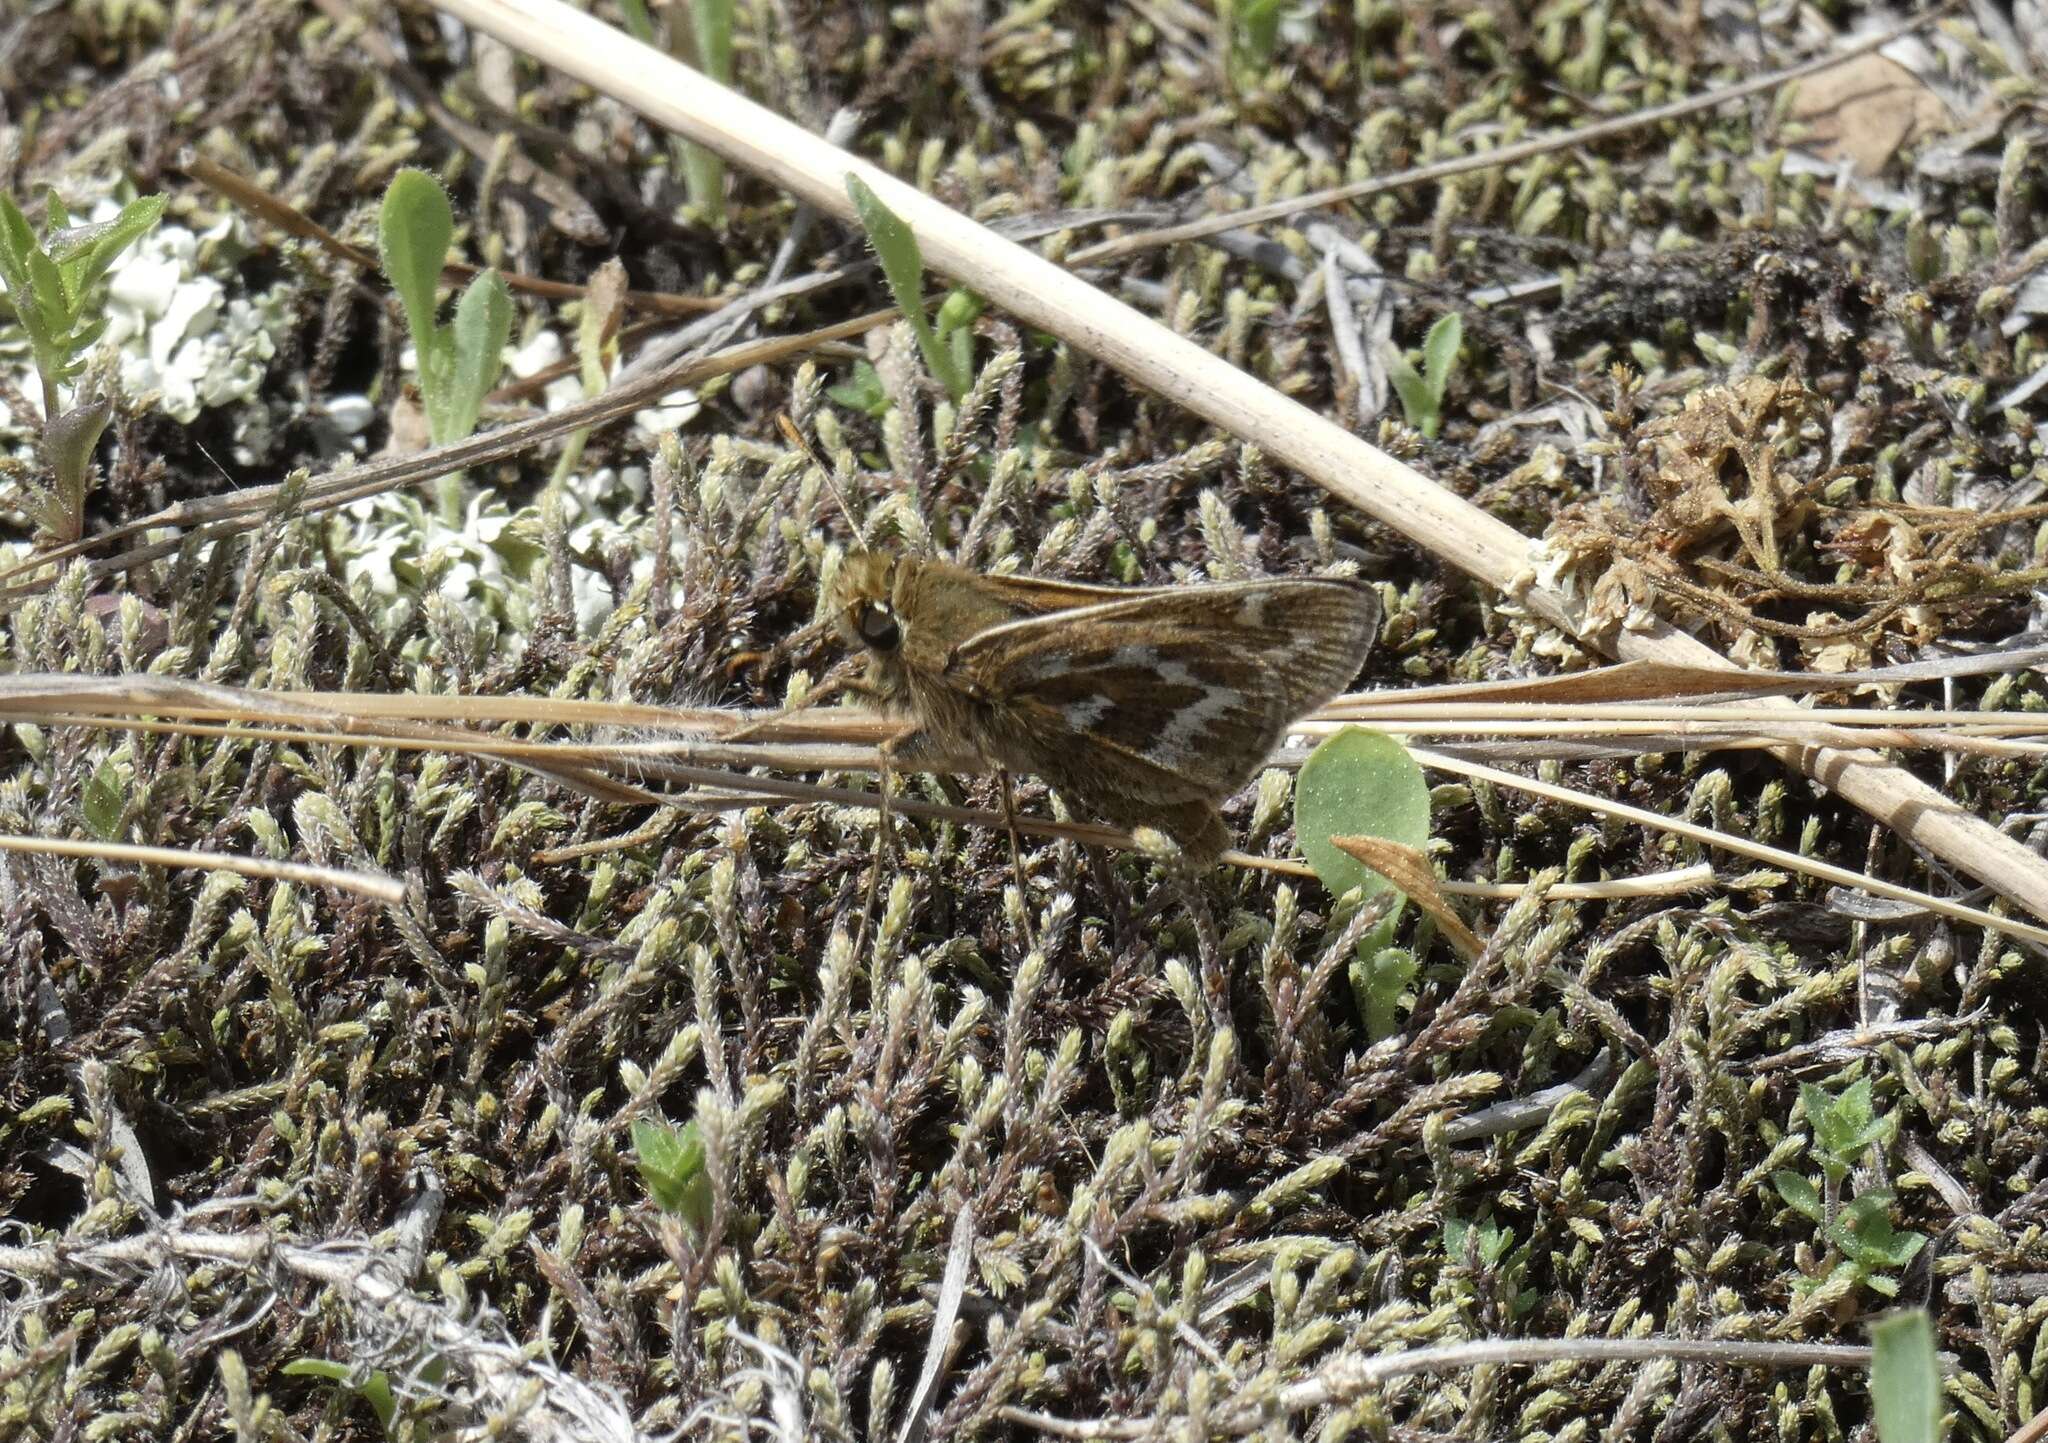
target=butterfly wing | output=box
[949,578,1380,800]
[951,571,1178,616]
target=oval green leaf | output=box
[1870,1309,1942,1443]
[1294,726,1430,899]
[442,268,513,445]
[378,169,453,366]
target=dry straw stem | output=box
[0,832,403,903]
[425,0,2048,929]
[23,671,2048,947]
[181,150,721,316]
[1437,862,1715,901]
[1410,744,2048,949]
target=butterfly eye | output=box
[856,602,901,651]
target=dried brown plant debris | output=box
[1543,374,2047,669]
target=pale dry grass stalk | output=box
[13,669,2048,946]
[0,832,402,902]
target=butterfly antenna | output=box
[191,438,242,491]
[777,412,868,547]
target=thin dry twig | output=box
[14,670,2048,947]
[180,151,721,315]
[0,833,404,903]
[1410,745,2048,949]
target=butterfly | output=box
[828,549,1380,865]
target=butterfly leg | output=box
[855,725,913,956]
[994,768,1037,949]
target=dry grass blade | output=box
[1437,864,1717,901]
[1337,646,2048,704]
[16,670,2043,946]
[1411,746,2048,949]
[181,150,721,315]
[0,834,405,903]
[896,1203,975,1443]
[1329,836,1483,960]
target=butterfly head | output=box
[832,550,906,658]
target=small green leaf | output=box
[682,143,727,226]
[1443,1214,1513,1267]
[71,195,165,295]
[25,247,73,355]
[440,268,512,445]
[47,219,120,270]
[82,757,125,841]
[1350,945,1417,1040]
[846,173,922,322]
[935,287,984,336]
[948,323,975,386]
[633,1117,712,1235]
[0,192,38,284]
[1294,727,1430,900]
[1833,1191,1925,1272]
[668,0,734,223]
[1422,311,1464,398]
[0,192,159,415]
[615,0,654,40]
[1384,347,1434,437]
[845,173,969,399]
[282,1360,398,1432]
[1804,1076,1895,1181]
[827,359,889,416]
[689,0,734,82]
[1234,0,1286,70]
[1870,1310,1943,1443]
[378,169,455,371]
[42,397,112,538]
[1772,1169,1822,1223]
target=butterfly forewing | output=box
[953,578,1379,796]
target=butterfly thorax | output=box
[833,552,1052,770]
[833,553,995,704]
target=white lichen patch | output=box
[95,202,293,424]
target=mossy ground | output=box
[3,3,2047,1440]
